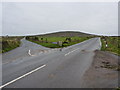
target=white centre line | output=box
[0,64,46,89]
[65,48,79,56]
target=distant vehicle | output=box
[52,42,57,44]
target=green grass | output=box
[1,36,23,53]
[27,36,93,48]
[101,36,120,56]
[29,40,61,48]
[27,35,120,56]
[1,34,119,56]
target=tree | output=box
[34,36,38,41]
[65,37,71,42]
[41,38,43,42]
[68,37,71,42]
[26,36,29,40]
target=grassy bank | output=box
[1,36,23,53]
[26,36,94,48]
[101,36,120,56]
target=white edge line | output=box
[0,64,46,88]
[99,38,102,50]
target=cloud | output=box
[2,2,118,36]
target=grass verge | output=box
[1,36,23,53]
[100,36,120,56]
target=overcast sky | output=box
[2,2,118,36]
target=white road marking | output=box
[0,64,46,88]
[28,50,34,56]
[65,48,79,56]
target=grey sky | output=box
[2,2,118,36]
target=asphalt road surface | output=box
[2,37,101,88]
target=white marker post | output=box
[105,41,108,48]
[106,44,108,48]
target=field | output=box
[26,36,94,48]
[26,35,120,56]
[1,36,23,53]
[101,36,120,56]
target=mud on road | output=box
[81,50,119,88]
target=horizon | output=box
[1,30,119,37]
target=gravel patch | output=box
[81,50,119,88]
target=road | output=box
[2,37,101,88]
